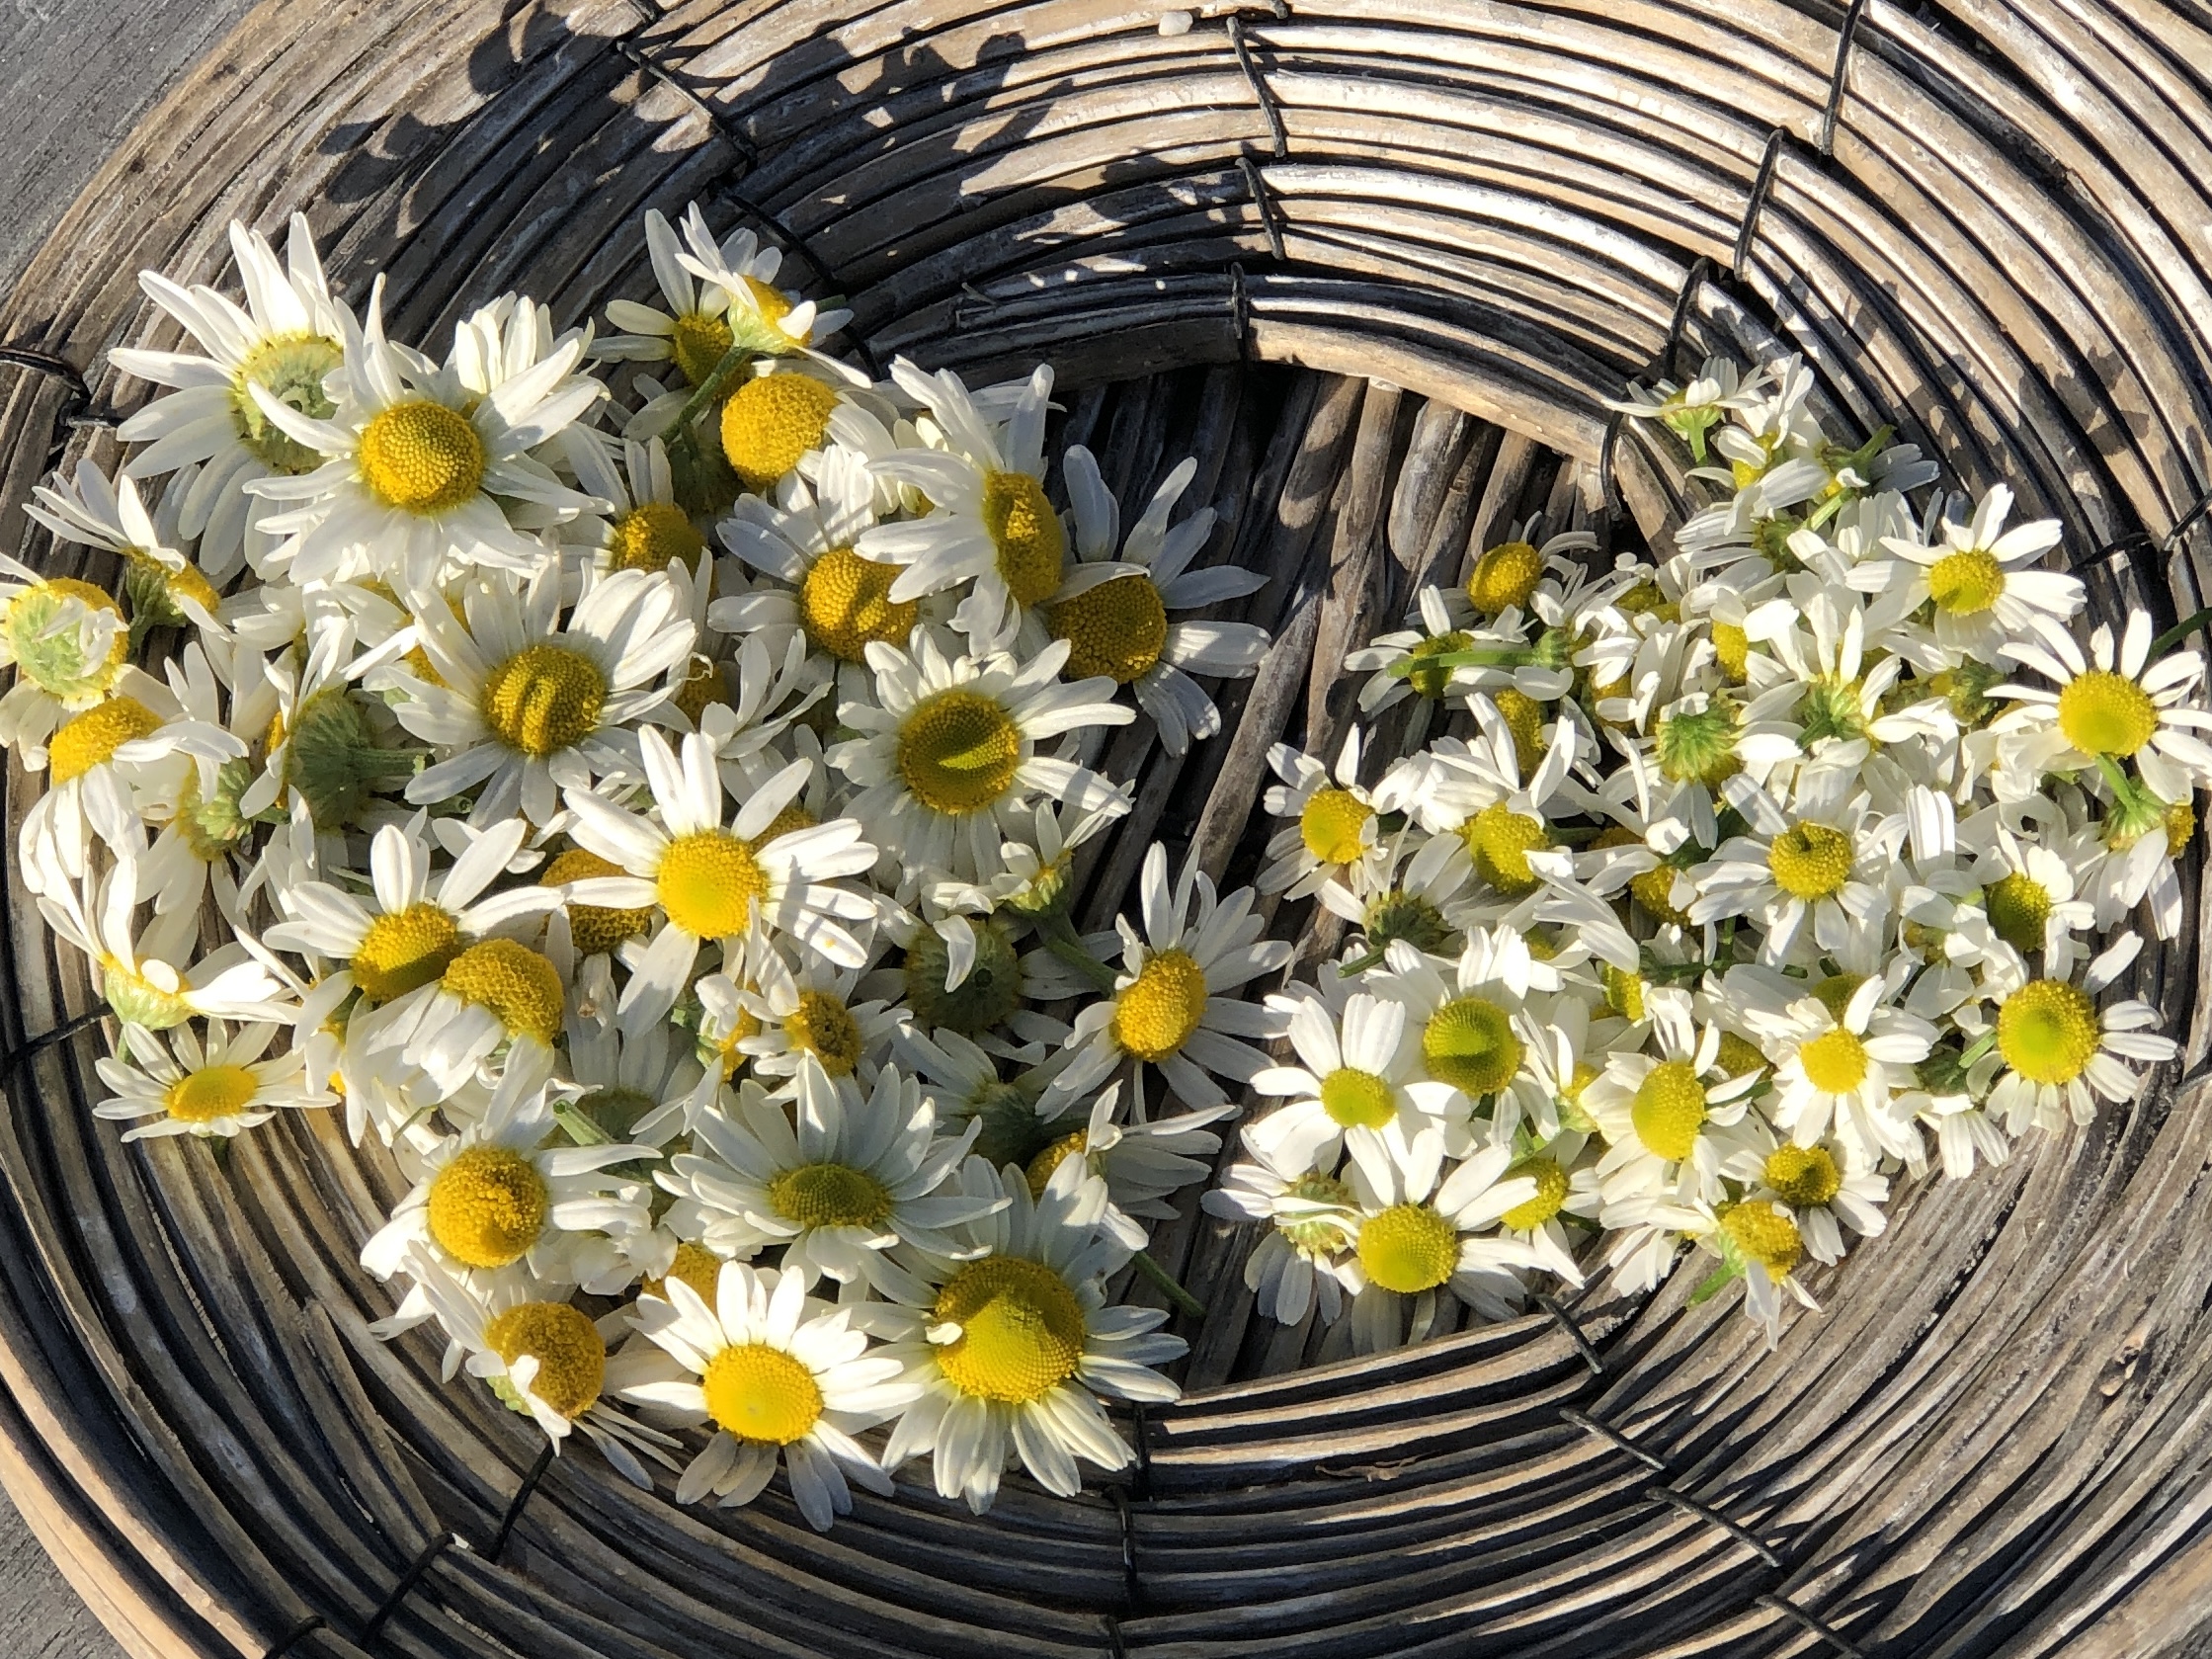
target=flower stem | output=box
[2152,606,2212,658]
[1132,1249,1205,1317]
[1040,913,1120,995]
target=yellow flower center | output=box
[798,545,918,662]
[1461,801,1551,896]
[1024,1131,1087,1199]
[1404,630,1471,699]
[478,642,608,759]
[981,470,1066,607]
[646,1240,726,1306]
[1629,862,1692,926]
[1985,871,2052,955]
[1047,574,1167,684]
[484,1301,606,1421]
[1798,1027,1870,1094]
[895,689,1024,815]
[47,696,164,784]
[541,848,655,956]
[426,1144,549,1269]
[1927,548,2005,616]
[1763,1143,1842,1208]
[1710,621,1751,683]
[740,277,799,340]
[1466,539,1544,616]
[766,1160,895,1230]
[719,373,842,493]
[656,830,768,939]
[1996,978,2100,1085]
[439,939,564,1045]
[1602,962,1647,1022]
[1356,1203,1459,1293]
[1319,1067,1396,1129]
[351,901,464,1003]
[2170,797,2197,857]
[1631,1059,1707,1161]
[1299,787,1373,866]
[357,400,485,514]
[1421,995,1521,1096]
[931,1255,1087,1404]
[1493,687,1547,779]
[1714,1031,1768,1080]
[1767,821,1854,901]
[702,1343,824,1444]
[1112,949,1208,1062]
[162,1063,260,1124]
[607,501,705,574]
[669,309,735,387]
[783,990,863,1077]
[672,653,727,723]
[1499,1157,1570,1231]
[1721,1200,1802,1275]
[2056,670,2159,757]
[228,331,342,473]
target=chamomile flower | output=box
[561,432,707,577]
[0,560,129,764]
[36,858,293,1031]
[1995,611,2212,805]
[1244,989,1461,1186]
[1749,973,1934,1167]
[1342,1131,1538,1352]
[732,937,902,1089]
[1202,1136,1362,1326]
[1860,484,2079,661]
[1019,1081,1228,1246]
[1365,930,1559,1126]
[1723,1126,1888,1267]
[1688,766,1904,964]
[25,460,224,641]
[1582,990,1765,1204]
[92,1020,328,1140]
[1260,728,1389,898]
[1490,1129,1601,1285]
[1688,1198,1821,1348]
[1979,934,2175,1132]
[1346,586,1508,719]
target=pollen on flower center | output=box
[932,1255,1087,1404]
[799,545,918,662]
[1722,1200,1802,1274]
[1710,621,1751,683]
[784,990,863,1076]
[1024,1131,1087,1199]
[479,642,608,758]
[1467,539,1544,616]
[1927,548,2006,616]
[163,1064,259,1123]
[1356,1202,1459,1293]
[607,501,704,574]
[1047,574,1167,684]
[358,399,485,514]
[1404,630,1472,700]
[646,1240,725,1306]
[1715,1031,1769,1080]
[1112,949,1208,1061]
[2056,670,2159,757]
[1767,821,1854,901]
[669,309,735,387]
[351,900,464,1003]
[1499,1157,1570,1231]
[1798,1027,1870,1094]
[981,470,1066,607]
[542,848,655,956]
[1299,787,1373,866]
[766,1160,894,1229]
[1631,1059,1708,1161]
[426,1144,549,1269]
[720,373,842,493]
[1422,995,1521,1097]
[895,689,1024,815]
[440,939,564,1045]
[48,696,165,784]
[484,1301,606,1421]
[1763,1143,1842,1207]
[1319,1067,1396,1129]
[1493,687,1547,780]
[1279,1171,1355,1257]
[656,829,768,939]
[229,332,342,474]
[1462,801,1552,896]
[703,1342,824,1444]
[1984,871,2053,955]
[1997,978,2100,1085]
[903,920,1023,1035]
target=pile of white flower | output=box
[9,204,2199,1531]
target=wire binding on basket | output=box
[0,345,123,468]
[1758,1591,1871,1659]
[1238,156,1287,265]
[1532,1290,1606,1375]
[0,1003,111,1079]
[1225,12,1289,161]
[1818,0,1872,160]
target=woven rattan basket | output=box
[4,0,2212,1654]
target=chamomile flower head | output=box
[1995,611,2212,805]
[1341,1129,1539,1351]
[1347,586,1513,720]
[1688,765,1904,965]
[732,935,903,1089]
[1490,1128,1601,1285]
[1582,989,1766,1204]
[37,858,293,1033]
[1202,1134,1362,1326]
[93,1019,329,1141]
[1020,1081,1228,1247]
[599,204,844,386]
[1688,1197,1822,1348]
[0,559,130,763]
[1981,934,2175,1133]
[26,459,225,642]
[1261,727,1389,898]
[1245,988,1463,1186]
[1723,1122,1888,1268]
[1366,930,1559,1126]
[1748,970,1935,1168]
[1862,484,2080,661]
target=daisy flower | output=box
[1687,765,1904,965]
[1201,1137,1361,1326]
[560,431,708,577]
[1995,611,2212,806]
[1740,587,1955,753]
[1346,586,1517,719]
[1722,1126,1888,1267]
[92,1020,328,1141]
[1748,971,1935,1167]
[0,559,129,765]
[1365,929,1561,1128]
[1604,356,1770,462]
[1491,1129,1602,1286]
[1243,988,1463,1187]
[1020,1081,1228,1247]
[1963,813,2097,968]
[1342,1130,1539,1353]
[25,459,224,643]
[1260,727,1390,898]
[1687,1198,1821,1348]
[732,936,903,1091]
[356,927,576,1099]
[1978,933,2175,1133]
[619,1260,914,1530]
[1582,990,1765,1205]
[36,857,292,1032]
[1859,484,2080,662]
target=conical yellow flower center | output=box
[1422,995,1521,1096]
[162,1063,260,1124]
[932,1255,1087,1404]
[358,400,485,514]
[1997,978,2100,1085]
[1767,821,1854,900]
[479,643,607,758]
[1467,539,1544,616]
[1602,962,1647,1023]
[1714,1031,1768,1079]
[229,331,342,473]
[646,1240,726,1307]
[607,501,704,574]
[1493,687,1547,779]
[426,1144,549,1269]
[799,545,918,662]
[1319,1067,1395,1129]
[1629,862,1692,926]
[1763,1143,1842,1207]
[440,939,564,1045]
[783,990,863,1076]
[1299,787,1372,866]
[739,277,799,340]
[2056,670,2158,757]
[1985,871,2052,955]
[1710,621,1751,683]
[48,696,164,784]
[896,689,1023,815]
[2169,797,2196,856]
[1024,1130,1088,1199]
[1404,629,1471,699]
[766,1160,894,1229]
[672,653,727,723]
[669,309,735,387]
[1112,949,1208,1061]
[703,1343,824,1444]
[1798,1027,1870,1094]
[1722,1200,1802,1275]
[1462,802,1551,896]
[351,901,464,1003]
[1631,1059,1707,1161]
[1047,574,1166,684]
[656,829,768,939]
[720,373,841,493]
[542,848,655,956]
[981,470,1065,607]
[1499,1156,1570,1231]
[484,1301,606,1420]
[1356,1202,1459,1293]
[1927,548,2005,616]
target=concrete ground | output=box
[2,2,257,1650]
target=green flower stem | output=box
[1390,645,1536,676]
[1132,1249,1205,1318]
[2152,606,2212,658]
[1337,948,1387,977]
[1041,914,1119,996]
